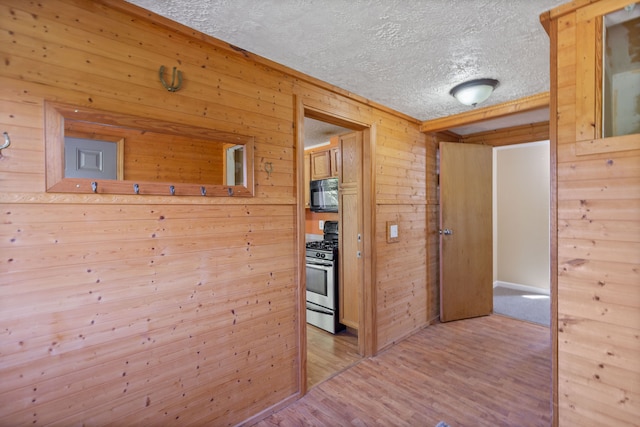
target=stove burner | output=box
[306,240,338,251]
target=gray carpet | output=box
[493,286,550,326]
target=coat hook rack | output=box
[159,65,183,92]
[0,131,11,158]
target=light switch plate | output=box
[319,220,324,231]
[386,221,399,243]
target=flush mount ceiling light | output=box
[449,78,499,106]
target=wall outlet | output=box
[319,220,324,231]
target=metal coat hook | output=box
[91,182,98,193]
[264,162,273,178]
[134,183,140,194]
[159,65,183,92]
[169,185,175,196]
[228,187,234,196]
[200,186,207,196]
[0,132,10,157]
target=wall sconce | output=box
[450,78,499,106]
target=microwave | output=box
[310,178,339,212]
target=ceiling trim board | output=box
[420,92,550,134]
[461,122,550,147]
[540,11,552,36]
[547,0,595,20]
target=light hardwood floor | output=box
[307,324,361,388]
[254,315,551,426]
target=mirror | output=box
[45,102,254,197]
[603,5,640,137]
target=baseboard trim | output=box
[494,280,550,295]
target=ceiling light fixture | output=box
[450,78,499,106]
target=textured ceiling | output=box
[125,0,566,144]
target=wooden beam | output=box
[420,92,550,134]
[460,122,550,147]
[540,11,552,36]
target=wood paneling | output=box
[375,204,428,348]
[426,135,442,323]
[547,1,640,425]
[0,0,428,425]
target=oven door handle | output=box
[306,260,333,269]
[306,303,333,315]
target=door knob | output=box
[439,228,453,235]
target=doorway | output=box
[492,141,550,326]
[298,107,372,393]
[438,140,551,324]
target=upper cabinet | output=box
[307,136,341,181]
[310,150,332,180]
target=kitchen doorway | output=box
[298,105,373,393]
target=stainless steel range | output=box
[305,221,344,334]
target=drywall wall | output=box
[493,141,550,291]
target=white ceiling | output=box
[126,0,566,144]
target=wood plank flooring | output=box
[254,315,551,427]
[307,325,361,388]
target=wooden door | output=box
[439,142,493,322]
[339,131,362,329]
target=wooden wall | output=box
[374,118,429,348]
[545,0,640,425]
[0,0,428,425]
[425,134,442,323]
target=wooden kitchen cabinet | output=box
[338,131,362,330]
[308,136,341,181]
[310,150,332,180]
[330,147,340,177]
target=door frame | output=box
[295,97,376,395]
